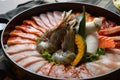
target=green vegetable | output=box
[83,48,105,62]
[42,51,53,62]
[36,37,41,44]
[96,48,105,55]
[75,6,86,39]
[79,6,86,38]
[36,35,44,44]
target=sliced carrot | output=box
[98,36,115,48]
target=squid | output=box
[86,18,102,54]
[86,18,102,34]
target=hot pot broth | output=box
[5,9,120,79]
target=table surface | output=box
[0,0,30,14]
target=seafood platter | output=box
[1,2,120,80]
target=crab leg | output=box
[98,26,120,36]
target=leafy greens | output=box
[83,48,105,62]
[42,51,53,62]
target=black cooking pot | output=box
[1,2,120,80]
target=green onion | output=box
[42,51,53,62]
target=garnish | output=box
[83,48,105,62]
[71,6,86,66]
[75,6,86,39]
[71,34,86,66]
[36,37,41,44]
[42,51,53,62]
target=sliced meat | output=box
[86,53,120,76]
[115,41,120,48]
[11,55,27,62]
[101,53,120,62]
[10,30,38,41]
[85,62,111,76]
[95,57,120,70]
[6,44,36,54]
[10,50,41,62]
[32,16,49,30]
[101,17,116,29]
[49,64,66,78]
[17,56,43,67]
[98,52,120,69]
[7,37,36,45]
[37,62,54,76]
[76,64,92,78]
[26,61,48,72]
[46,12,57,26]
[65,66,79,78]
[40,13,54,29]
[86,13,94,22]
[16,25,42,36]
[53,11,63,26]
[106,48,120,55]
[110,36,120,41]
[75,12,81,16]
[24,20,46,33]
